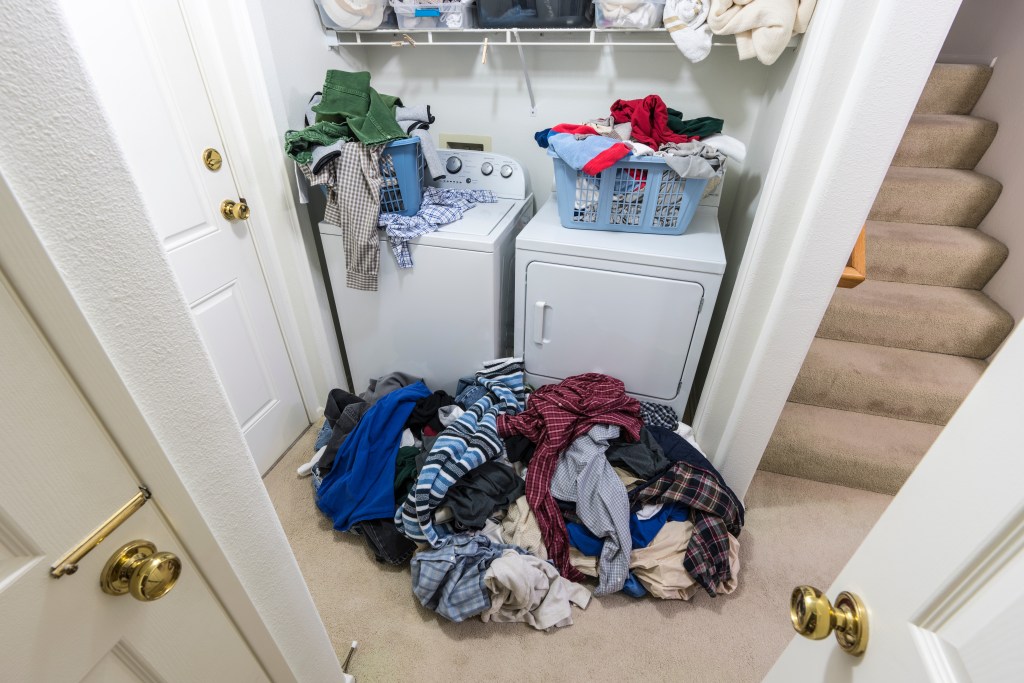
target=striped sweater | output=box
[396,358,526,545]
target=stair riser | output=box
[892,118,997,169]
[866,223,1008,289]
[761,404,941,495]
[790,344,983,426]
[869,172,1002,227]
[914,64,992,115]
[817,284,1014,360]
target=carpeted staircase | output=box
[759,63,1015,495]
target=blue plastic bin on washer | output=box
[379,137,424,216]
[552,155,710,235]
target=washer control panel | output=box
[430,150,529,200]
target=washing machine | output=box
[513,196,726,415]
[320,150,534,395]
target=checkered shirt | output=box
[380,188,497,269]
[639,401,679,430]
[630,461,744,596]
[300,142,383,291]
[497,374,642,582]
[550,424,631,595]
[409,533,523,623]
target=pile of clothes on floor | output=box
[537,93,744,225]
[301,358,744,630]
[284,69,494,292]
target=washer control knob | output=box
[500,164,514,178]
[480,162,493,176]
[445,156,462,174]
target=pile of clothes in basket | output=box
[300,358,744,630]
[284,69,495,292]
[537,93,745,226]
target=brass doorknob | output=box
[790,585,869,656]
[220,197,250,221]
[100,540,182,602]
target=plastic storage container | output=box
[380,138,425,216]
[392,1,477,29]
[594,0,665,29]
[552,155,710,235]
[315,0,390,30]
[476,0,591,28]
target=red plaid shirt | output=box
[497,374,642,581]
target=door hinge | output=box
[698,297,704,314]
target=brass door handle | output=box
[101,540,182,602]
[220,197,250,221]
[790,585,869,656]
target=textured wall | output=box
[942,0,1024,324]
[0,2,341,680]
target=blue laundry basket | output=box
[379,137,424,216]
[552,155,710,235]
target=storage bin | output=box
[552,155,710,235]
[392,0,476,29]
[476,0,590,28]
[315,0,390,30]
[594,0,665,29]
[379,137,425,216]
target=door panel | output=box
[765,324,1024,681]
[523,262,702,400]
[60,0,307,473]
[0,275,268,683]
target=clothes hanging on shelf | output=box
[708,0,818,66]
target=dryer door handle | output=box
[532,301,548,345]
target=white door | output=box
[60,0,307,473]
[0,271,269,682]
[765,322,1024,681]
[523,262,702,399]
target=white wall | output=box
[940,0,1024,323]
[693,47,798,400]
[0,2,341,680]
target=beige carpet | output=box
[761,63,1013,495]
[264,423,891,682]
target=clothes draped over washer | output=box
[286,70,467,289]
[306,361,744,628]
[379,188,498,269]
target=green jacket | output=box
[284,70,406,163]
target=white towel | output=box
[701,133,747,163]
[708,0,818,66]
[663,0,713,64]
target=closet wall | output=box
[251,0,804,404]
[940,0,1024,324]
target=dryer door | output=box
[523,262,703,400]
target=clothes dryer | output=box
[320,150,533,394]
[513,196,726,415]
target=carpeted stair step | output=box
[817,279,1013,359]
[866,220,1008,289]
[790,338,984,425]
[869,167,1002,227]
[914,63,992,115]
[892,114,997,169]
[760,402,941,495]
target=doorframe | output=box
[692,0,964,499]
[173,0,349,420]
[0,2,342,678]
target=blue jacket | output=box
[317,381,431,531]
